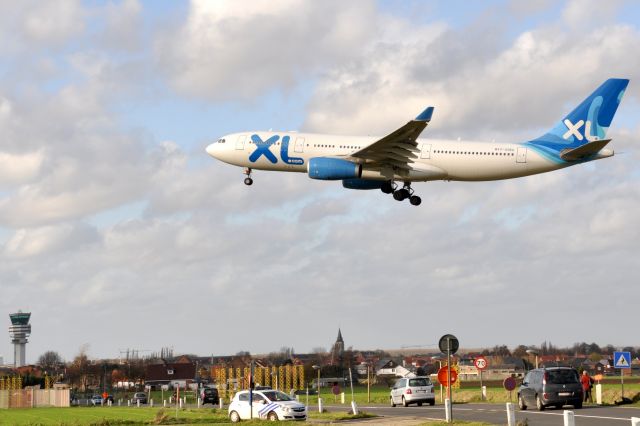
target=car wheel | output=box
[518,394,527,410]
[267,411,279,421]
[574,401,583,409]
[536,395,545,411]
[402,396,409,407]
[390,396,396,407]
[429,400,435,406]
[417,402,423,406]
[229,410,241,423]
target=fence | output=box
[212,365,305,399]
[0,389,70,409]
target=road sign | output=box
[437,367,458,386]
[614,351,631,369]
[474,356,488,370]
[503,377,516,391]
[438,334,459,354]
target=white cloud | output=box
[0,150,43,186]
[156,0,378,100]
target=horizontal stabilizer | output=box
[560,139,611,161]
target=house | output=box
[145,359,196,390]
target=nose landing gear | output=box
[383,181,421,206]
[243,168,253,186]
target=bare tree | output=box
[37,351,64,371]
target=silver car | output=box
[390,376,436,407]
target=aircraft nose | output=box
[206,142,218,158]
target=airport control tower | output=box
[9,312,31,367]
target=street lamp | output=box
[526,349,539,369]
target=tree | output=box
[37,351,63,371]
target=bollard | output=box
[341,392,345,404]
[197,397,201,408]
[631,417,640,426]
[318,397,323,413]
[445,398,452,423]
[118,399,121,406]
[137,400,140,408]
[179,398,183,409]
[164,400,167,408]
[127,400,131,407]
[506,402,516,426]
[150,399,153,408]
[482,386,487,400]
[219,397,223,409]
[596,384,603,405]
[351,401,359,415]
[563,410,575,426]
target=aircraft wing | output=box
[350,107,434,171]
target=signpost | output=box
[474,356,488,400]
[614,351,631,400]
[439,334,459,424]
[503,377,516,402]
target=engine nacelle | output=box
[342,179,384,190]
[308,157,361,180]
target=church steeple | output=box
[330,328,345,366]
[336,328,344,344]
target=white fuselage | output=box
[207,131,572,182]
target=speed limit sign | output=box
[474,356,488,370]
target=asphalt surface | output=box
[323,403,640,425]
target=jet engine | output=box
[307,157,361,180]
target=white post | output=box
[150,399,153,407]
[341,392,345,404]
[219,397,223,409]
[318,397,323,413]
[137,400,140,408]
[596,383,603,405]
[127,400,131,407]
[563,410,575,426]
[445,398,452,423]
[351,400,359,415]
[164,400,167,407]
[179,398,183,409]
[506,402,516,426]
[118,399,121,406]
[197,397,201,408]
[482,386,487,400]
[631,417,640,426]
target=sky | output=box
[1,0,639,364]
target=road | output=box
[323,403,640,425]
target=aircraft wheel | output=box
[393,191,404,201]
[381,181,394,194]
[409,195,421,206]
[244,177,253,186]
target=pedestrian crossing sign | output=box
[613,351,631,369]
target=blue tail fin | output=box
[534,78,629,148]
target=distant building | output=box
[330,329,345,366]
[145,357,196,389]
[9,311,31,367]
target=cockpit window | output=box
[217,138,226,143]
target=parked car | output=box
[518,367,583,411]
[390,376,436,407]
[131,392,148,404]
[228,390,307,422]
[200,387,219,405]
[90,395,104,406]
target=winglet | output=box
[415,106,434,122]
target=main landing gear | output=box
[243,168,253,186]
[381,181,421,206]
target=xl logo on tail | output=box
[562,119,599,142]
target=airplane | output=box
[206,78,629,206]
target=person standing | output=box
[581,370,593,403]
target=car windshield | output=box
[409,378,431,387]
[547,370,579,384]
[262,391,293,402]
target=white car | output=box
[390,376,436,407]
[228,389,307,422]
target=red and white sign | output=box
[437,367,458,386]
[474,356,488,370]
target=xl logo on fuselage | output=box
[248,134,304,165]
